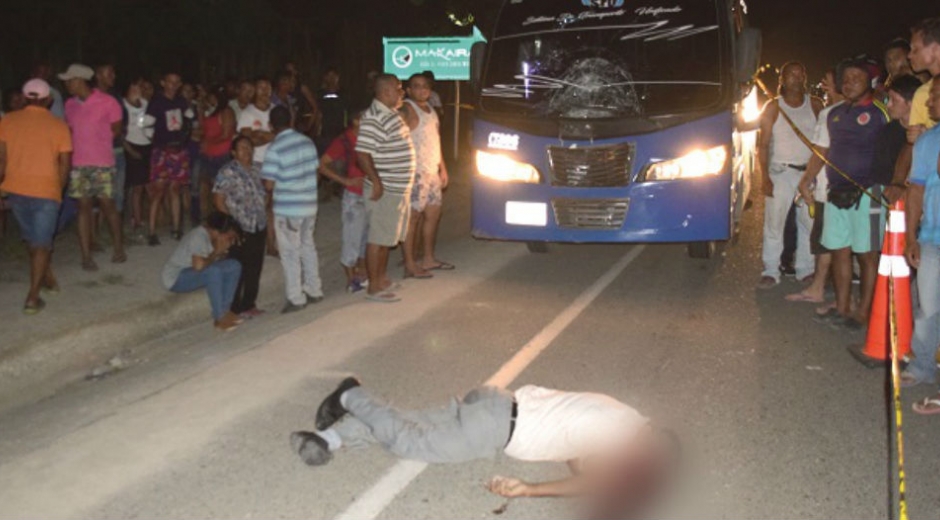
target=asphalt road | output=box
[0,171,936,520]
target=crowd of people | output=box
[0,63,454,330]
[755,17,940,415]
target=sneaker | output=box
[281,301,307,314]
[306,294,324,304]
[147,234,160,246]
[346,280,364,293]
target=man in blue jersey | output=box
[813,60,889,332]
[261,105,324,314]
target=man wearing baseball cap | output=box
[60,63,126,271]
[0,79,73,314]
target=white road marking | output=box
[333,245,646,520]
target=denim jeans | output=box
[170,258,241,321]
[341,191,368,268]
[274,214,323,305]
[8,194,60,248]
[762,164,813,280]
[909,243,940,384]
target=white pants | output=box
[762,164,813,280]
[274,214,323,305]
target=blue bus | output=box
[469,0,761,257]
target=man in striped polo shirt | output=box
[356,74,417,303]
[262,106,324,314]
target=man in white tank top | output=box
[400,73,453,279]
[291,377,679,518]
[757,62,824,289]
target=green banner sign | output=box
[383,27,486,81]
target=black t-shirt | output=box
[872,120,907,186]
[317,88,348,142]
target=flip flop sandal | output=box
[82,259,99,272]
[23,298,46,315]
[900,372,928,388]
[403,270,433,279]
[112,251,127,264]
[812,308,840,325]
[427,261,455,271]
[785,292,824,303]
[912,395,940,415]
[365,291,401,303]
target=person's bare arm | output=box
[906,183,925,269]
[757,101,778,198]
[884,144,914,205]
[357,151,383,200]
[111,120,123,141]
[192,233,234,271]
[439,159,449,189]
[57,151,72,187]
[401,103,418,130]
[251,130,275,147]
[487,473,594,498]
[798,147,827,204]
[213,192,228,214]
[318,155,363,188]
[810,96,825,117]
[0,142,6,185]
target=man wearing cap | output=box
[0,79,72,314]
[60,63,126,271]
[813,61,889,332]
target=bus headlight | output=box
[476,151,541,183]
[644,145,729,181]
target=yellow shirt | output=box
[910,78,937,130]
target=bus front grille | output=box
[552,198,629,230]
[547,143,635,187]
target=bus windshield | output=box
[481,0,726,120]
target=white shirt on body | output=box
[504,385,648,463]
[237,104,272,164]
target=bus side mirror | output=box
[736,28,762,84]
[470,42,487,94]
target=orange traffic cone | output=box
[849,199,913,368]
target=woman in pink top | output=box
[197,85,236,223]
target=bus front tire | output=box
[687,241,716,259]
[526,241,549,253]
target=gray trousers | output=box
[334,386,514,463]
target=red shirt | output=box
[325,129,364,195]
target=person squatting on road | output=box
[161,211,242,332]
[290,377,680,520]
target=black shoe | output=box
[306,294,324,304]
[316,377,360,430]
[281,301,307,314]
[147,234,160,246]
[780,264,796,277]
[290,431,333,466]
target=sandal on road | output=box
[901,371,932,389]
[403,269,433,279]
[425,261,455,271]
[785,291,824,303]
[23,298,46,315]
[81,258,99,272]
[112,250,127,264]
[912,394,940,415]
[365,291,401,303]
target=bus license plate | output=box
[505,202,547,227]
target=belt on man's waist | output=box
[505,399,518,447]
[780,163,807,171]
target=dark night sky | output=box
[749,0,936,81]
